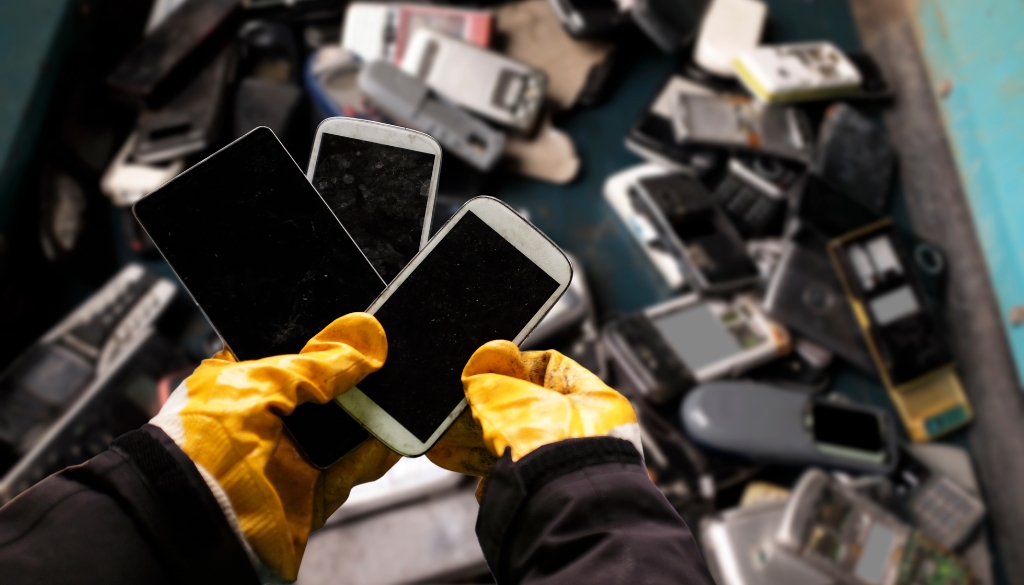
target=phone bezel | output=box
[336,196,573,456]
[307,117,443,257]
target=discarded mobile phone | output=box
[133,45,235,164]
[337,197,571,456]
[815,103,896,215]
[702,499,833,585]
[604,294,789,404]
[672,94,815,164]
[636,173,761,293]
[776,469,974,585]
[400,29,547,132]
[734,42,863,103]
[358,59,506,171]
[306,117,442,282]
[341,2,492,63]
[603,164,687,290]
[682,382,898,474]
[107,0,243,104]
[891,446,985,550]
[630,0,710,54]
[133,127,387,468]
[828,219,972,441]
[714,154,803,237]
[693,0,767,78]
[546,0,630,38]
[626,74,722,174]
[100,132,184,207]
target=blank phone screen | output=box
[133,127,386,361]
[312,133,436,282]
[812,403,884,453]
[358,210,560,441]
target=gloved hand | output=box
[428,341,641,481]
[150,313,400,582]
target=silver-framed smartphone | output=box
[307,117,442,282]
[337,196,573,456]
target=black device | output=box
[631,0,711,53]
[547,0,630,38]
[713,154,803,238]
[891,447,986,550]
[106,0,243,105]
[0,265,177,482]
[133,44,236,164]
[133,127,386,467]
[828,220,951,387]
[637,174,759,292]
[626,74,723,174]
[815,104,896,215]
[846,52,894,102]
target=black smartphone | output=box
[133,127,386,467]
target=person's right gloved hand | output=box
[428,341,641,482]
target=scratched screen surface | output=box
[312,133,436,282]
[358,210,560,441]
[134,127,386,360]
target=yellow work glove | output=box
[428,341,641,483]
[150,313,400,582]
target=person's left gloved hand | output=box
[151,313,399,582]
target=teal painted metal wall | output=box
[910,0,1024,386]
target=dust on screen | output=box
[312,133,436,282]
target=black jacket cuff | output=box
[475,436,643,571]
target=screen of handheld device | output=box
[652,304,743,372]
[812,403,884,453]
[854,523,898,584]
[132,127,386,361]
[311,133,436,282]
[358,210,560,442]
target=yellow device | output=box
[827,220,972,442]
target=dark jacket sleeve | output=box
[477,436,715,585]
[0,424,258,585]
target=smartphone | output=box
[400,29,547,132]
[828,219,972,441]
[892,446,986,550]
[713,155,803,238]
[734,42,863,104]
[701,500,833,585]
[306,118,442,283]
[682,382,897,474]
[636,173,760,292]
[672,94,814,164]
[776,469,974,585]
[133,127,387,467]
[106,0,243,104]
[336,197,572,456]
[604,294,789,404]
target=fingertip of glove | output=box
[307,313,388,361]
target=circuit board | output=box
[897,531,974,585]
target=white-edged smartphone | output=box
[307,117,443,282]
[337,196,572,456]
